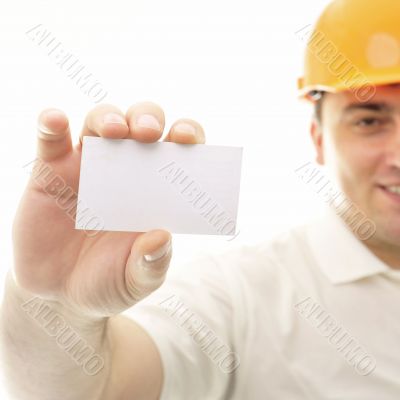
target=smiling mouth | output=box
[378,185,400,202]
[382,185,400,195]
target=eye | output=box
[355,117,381,127]
[351,116,392,134]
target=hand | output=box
[12,102,206,318]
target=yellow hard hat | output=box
[298,0,400,101]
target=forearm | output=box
[100,314,164,400]
[0,270,111,400]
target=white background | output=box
[0,0,330,397]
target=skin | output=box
[10,101,207,399]
[9,90,400,398]
[310,84,400,269]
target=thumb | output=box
[36,108,73,161]
[125,230,173,304]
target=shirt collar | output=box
[306,205,390,285]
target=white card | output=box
[75,136,243,235]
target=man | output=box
[1,0,400,398]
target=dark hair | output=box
[313,92,325,124]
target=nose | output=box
[386,116,400,169]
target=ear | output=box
[310,119,324,165]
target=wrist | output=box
[1,269,112,398]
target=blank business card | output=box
[75,136,243,235]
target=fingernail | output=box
[103,113,127,125]
[173,122,197,138]
[37,123,58,136]
[143,239,172,263]
[37,110,67,137]
[37,122,65,140]
[135,114,161,131]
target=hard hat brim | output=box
[298,71,400,102]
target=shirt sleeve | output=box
[121,251,238,400]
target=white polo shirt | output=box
[124,205,400,399]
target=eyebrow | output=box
[343,102,394,114]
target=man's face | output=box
[312,84,400,247]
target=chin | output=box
[373,218,400,247]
